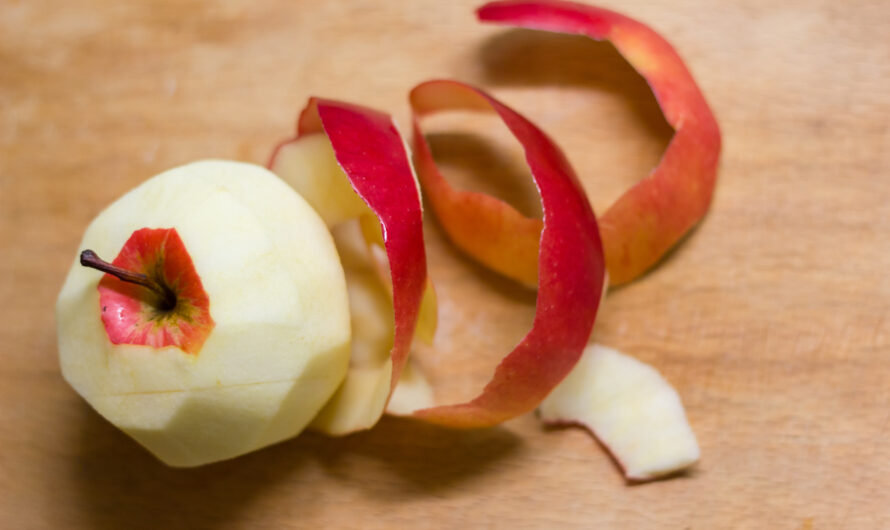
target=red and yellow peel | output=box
[269,98,427,412]
[409,80,605,428]
[416,0,721,286]
[97,228,214,355]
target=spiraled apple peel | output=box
[266,2,708,478]
[272,91,606,431]
[409,80,606,428]
[269,98,430,435]
[417,0,721,287]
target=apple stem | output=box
[80,250,177,310]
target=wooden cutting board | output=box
[1,0,888,527]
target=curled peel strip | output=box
[269,98,427,433]
[421,0,721,287]
[410,80,605,428]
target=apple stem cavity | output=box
[80,249,177,311]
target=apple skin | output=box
[414,1,721,287]
[95,227,214,355]
[409,80,606,428]
[269,98,429,434]
[57,160,351,467]
[539,344,700,482]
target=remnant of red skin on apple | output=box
[409,80,605,428]
[414,1,721,287]
[268,98,427,401]
[92,228,214,355]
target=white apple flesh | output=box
[56,160,352,467]
[539,344,700,481]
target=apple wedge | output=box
[57,160,352,467]
[413,1,721,287]
[409,80,606,427]
[269,98,430,434]
[539,344,700,481]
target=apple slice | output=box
[57,160,352,466]
[409,80,606,427]
[413,1,721,287]
[269,98,429,434]
[539,344,700,481]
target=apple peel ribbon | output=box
[268,98,427,432]
[409,80,605,428]
[420,0,721,287]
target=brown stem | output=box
[80,250,177,310]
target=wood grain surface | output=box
[1,0,888,527]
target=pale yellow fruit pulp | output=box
[539,344,700,481]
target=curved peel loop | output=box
[410,80,605,428]
[269,98,427,434]
[422,1,721,286]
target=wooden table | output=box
[2,0,888,527]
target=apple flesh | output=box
[57,160,351,466]
[539,344,700,481]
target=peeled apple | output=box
[57,160,352,467]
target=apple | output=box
[539,344,700,481]
[269,98,430,434]
[56,160,352,467]
[412,1,722,287]
[409,80,606,428]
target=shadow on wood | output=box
[69,403,521,528]
[299,415,522,498]
[69,404,310,529]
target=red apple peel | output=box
[409,80,605,428]
[269,98,427,402]
[418,0,721,286]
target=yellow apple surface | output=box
[539,344,700,481]
[56,160,351,467]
